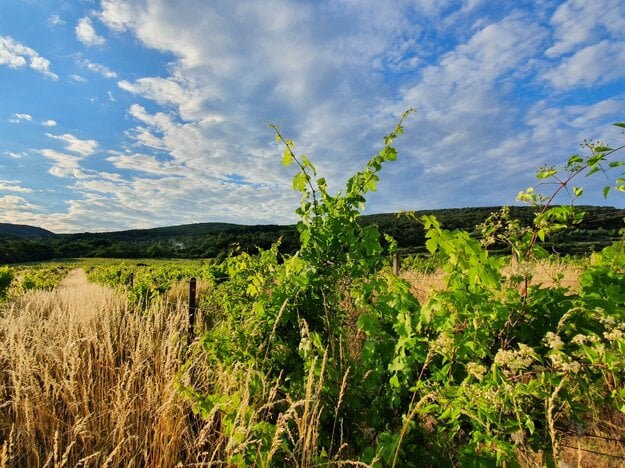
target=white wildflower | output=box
[544,332,564,350]
[466,362,487,381]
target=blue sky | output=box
[1,0,624,233]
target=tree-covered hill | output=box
[0,223,55,239]
[1,205,623,263]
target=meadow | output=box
[1,115,625,466]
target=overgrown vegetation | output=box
[176,115,625,465]
[1,115,624,466]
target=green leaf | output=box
[573,186,583,197]
[282,148,293,166]
[537,228,546,242]
[603,186,611,198]
[293,172,308,192]
[609,161,625,168]
[425,237,438,254]
[614,122,625,128]
[567,154,583,166]
[594,146,613,152]
[536,168,557,179]
[587,154,604,166]
[587,166,601,176]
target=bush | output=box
[0,266,13,298]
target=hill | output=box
[0,223,55,239]
[1,205,624,263]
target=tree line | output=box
[1,205,623,263]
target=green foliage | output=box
[181,117,625,466]
[85,259,214,305]
[18,265,66,291]
[0,266,13,299]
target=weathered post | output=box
[392,253,400,276]
[129,272,134,288]
[188,277,197,346]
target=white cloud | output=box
[12,0,616,232]
[546,0,625,57]
[4,151,26,159]
[39,148,83,177]
[0,195,40,211]
[48,14,65,27]
[45,133,98,156]
[42,119,57,127]
[79,58,117,78]
[75,17,106,46]
[118,77,190,110]
[9,113,32,123]
[70,74,88,82]
[0,180,33,193]
[543,41,625,89]
[0,36,59,79]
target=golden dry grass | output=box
[0,269,338,467]
[400,258,583,303]
[0,269,198,466]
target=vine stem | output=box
[546,377,566,465]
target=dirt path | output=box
[43,268,126,319]
[58,268,90,289]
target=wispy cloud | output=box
[45,133,99,157]
[47,14,65,28]
[0,180,33,193]
[9,113,32,123]
[69,74,87,82]
[0,195,40,211]
[79,58,117,78]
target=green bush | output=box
[0,266,14,298]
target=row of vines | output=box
[173,114,625,465]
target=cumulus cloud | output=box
[41,119,57,127]
[38,149,84,178]
[75,17,106,46]
[0,36,58,79]
[546,0,625,57]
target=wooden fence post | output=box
[392,253,400,276]
[188,277,197,346]
[129,272,134,288]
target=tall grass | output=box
[0,269,196,466]
[0,269,340,467]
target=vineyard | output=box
[1,114,625,466]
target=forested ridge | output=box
[1,205,623,263]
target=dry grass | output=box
[0,269,339,467]
[0,269,197,466]
[400,258,583,303]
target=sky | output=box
[1,0,625,233]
